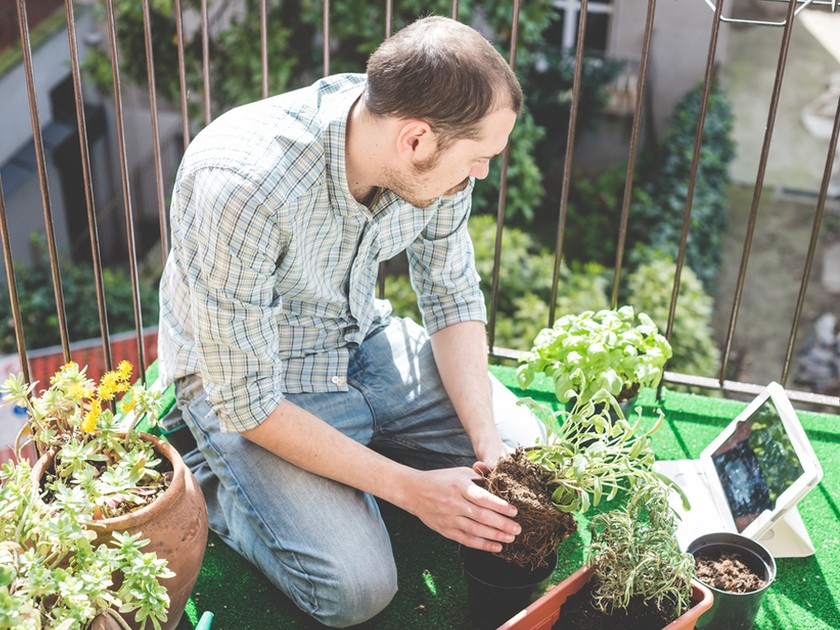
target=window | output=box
[552,0,614,52]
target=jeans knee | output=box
[310,559,398,627]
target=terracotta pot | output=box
[33,432,208,630]
[89,611,123,630]
[498,564,714,630]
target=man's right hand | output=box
[244,402,522,552]
[396,467,521,552]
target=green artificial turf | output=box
[146,365,839,630]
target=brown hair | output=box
[365,16,522,150]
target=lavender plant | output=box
[588,478,695,620]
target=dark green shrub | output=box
[0,246,160,353]
[629,81,735,289]
[561,81,734,290]
[561,164,653,268]
[82,0,203,110]
[521,46,624,174]
[625,255,720,378]
[386,215,609,351]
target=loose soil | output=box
[482,448,576,570]
[694,550,767,593]
[552,581,677,630]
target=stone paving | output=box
[721,11,840,196]
[712,9,840,386]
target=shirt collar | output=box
[323,77,368,217]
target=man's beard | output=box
[384,167,470,208]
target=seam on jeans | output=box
[182,398,323,615]
[345,373,380,441]
[372,430,474,468]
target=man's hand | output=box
[400,467,521,553]
[473,436,512,470]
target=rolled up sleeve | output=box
[407,180,487,334]
[181,167,288,432]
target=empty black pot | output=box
[688,532,776,630]
[459,546,557,630]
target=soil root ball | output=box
[484,448,576,570]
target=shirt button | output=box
[331,375,347,386]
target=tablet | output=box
[696,382,823,541]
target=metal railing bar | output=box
[703,0,830,27]
[654,0,726,402]
[142,0,169,267]
[489,340,839,408]
[548,0,589,326]
[450,0,459,20]
[15,0,71,362]
[174,0,190,150]
[487,0,521,352]
[719,0,798,384]
[201,0,211,125]
[323,0,330,77]
[762,0,837,7]
[376,1,394,300]
[609,0,657,308]
[665,0,725,342]
[781,92,840,386]
[261,0,269,98]
[104,0,146,378]
[0,178,30,385]
[662,370,840,408]
[64,0,112,374]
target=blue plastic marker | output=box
[195,611,214,630]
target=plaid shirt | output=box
[158,74,486,432]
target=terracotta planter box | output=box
[498,564,714,630]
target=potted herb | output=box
[485,391,669,569]
[498,480,714,630]
[461,390,677,628]
[0,362,208,630]
[516,306,673,405]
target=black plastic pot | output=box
[460,546,557,630]
[687,532,776,630]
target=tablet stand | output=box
[654,458,818,559]
[755,506,816,558]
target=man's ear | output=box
[395,119,437,165]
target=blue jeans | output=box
[174,317,544,627]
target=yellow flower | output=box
[66,383,87,402]
[99,374,118,401]
[81,399,102,433]
[99,368,130,401]
[118,361,133,380]
[120,398,136,414]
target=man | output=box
[158,16,544,627]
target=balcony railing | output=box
[1,0,839,411]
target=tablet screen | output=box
[710,398,805,532]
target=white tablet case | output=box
[654,382,824,558]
